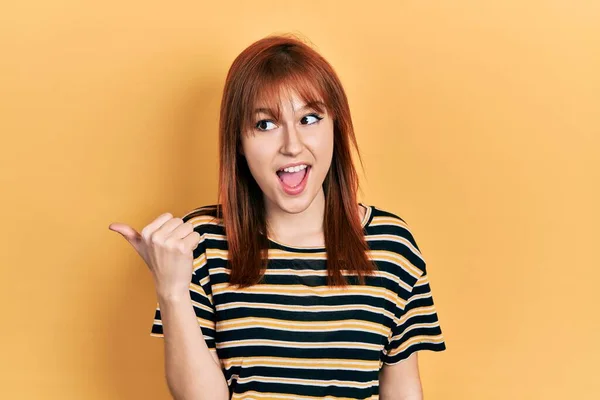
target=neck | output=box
[264,189,326,245]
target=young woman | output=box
[109,34,446,400]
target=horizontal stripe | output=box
[150,203,446,398]
[221,356,379,371]
[216,301,396,321]
[217,316,389,336]
[216,338,382,352]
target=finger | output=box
[182,231,202,253]
[141,212,174,241]
[108,222,142,249]
[169,220,194,240]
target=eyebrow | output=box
[253,101,326,116]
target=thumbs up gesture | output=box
[108,213,201,299]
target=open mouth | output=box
[276,165,311,195]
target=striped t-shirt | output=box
[150,203,446,399]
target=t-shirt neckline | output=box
[267,203,373,252]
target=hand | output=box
[108,212,201,299]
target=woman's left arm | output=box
[379,352,423,400]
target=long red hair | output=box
[215,33,377,288]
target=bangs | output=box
[241,68,332,135]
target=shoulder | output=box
[365,204,427,273]
[367,205,422,250]
[180,204,225,234]
[368,205,409,225]
[181,204,227,259]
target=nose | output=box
[279,122,303,156]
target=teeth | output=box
[281,164,308,173]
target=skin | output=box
[379,353,423,399]
[240,88,334,247]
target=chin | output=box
[273,193,314,214]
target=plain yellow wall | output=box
[1,1,598,399]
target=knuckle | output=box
[164,237,179,251]
[150,234,162,246]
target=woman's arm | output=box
[379,352,423,400]
[158,293,229,400]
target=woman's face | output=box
[240,89,334,215]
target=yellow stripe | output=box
[395,305,438,326]
[185,214,222,227]
[152,317,214,330]
[191,252,207,273]
[216,338,382,352]
[368,250,423,279]
[368,216,409,230]
[390,321,441,343]
[204,232,226,241]
[212,283,402,308]
[196,316,215,330]
[217,317,389,336]
[221,355,378,371]
[415,274,429,285]
[189,281,213,305]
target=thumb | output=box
[108,222,142,250]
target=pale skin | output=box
[240,87,334,247]
[379,353,424,399]
[108,87,423,399]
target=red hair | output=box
[215,33,377,288]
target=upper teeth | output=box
[282,164,308,173]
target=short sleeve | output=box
[149,211,217,351]
[382,229,446,365]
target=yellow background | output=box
[1,1,598,399]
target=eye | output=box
[255,120,277,131]
[301,113,324,125]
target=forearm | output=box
[158,293,229,400]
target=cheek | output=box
[241,139,273,176]
[311,126,334,159]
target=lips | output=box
[277,165,311,195]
